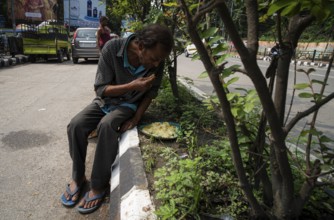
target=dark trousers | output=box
[67,102,134,190]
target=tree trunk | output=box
[168,53,179,99]
[274,14,314,125]
[273,47,294,125]
[216,1,295,218]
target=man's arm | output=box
[102,74,156,97]
[120,96,153,132]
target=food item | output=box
[141,122,178,139]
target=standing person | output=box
[96,16,111,52]
[60,23,174,214]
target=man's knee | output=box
[98,119,120,133]
[67,115,86,133]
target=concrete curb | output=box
[0,55,29,68]
[104,53,333,219]
[290,60,330,68]
[110,128,156,220]
[231,54,331,68]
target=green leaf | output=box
[208,36,223,45]
[235,87,248,92]
[259,14,269,22]
[212,44,228,55]
[198,71,208,78]
[306,68,316,75]
[294,83,310,90]
[191,53,200,60]
[296,68,307,73]
[314,93,325,102]
[231,107,239,117]
[311,79,326,85]
[298,92,314,98]
[189,3,200,12]
[309,128,322,136]
[162,2,179,7]
[311,5,330,22]
[323,202,334,212]
[267,0,294,15]
[201,27,218,39]
[244,102,254,113]
[215,54,228,65]
[300,130,309,136]
[226,77,239,86]
[222,65,240,78]
[320,135,333,143]
[227,93,238,101]
[281,2,300,16]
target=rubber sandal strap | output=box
[83,190,106,203]
[65,184,80,197]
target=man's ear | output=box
[138,41,144,51]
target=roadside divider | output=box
[0,55,28,68]
[110,127,156,220]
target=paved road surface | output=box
[177,54,334,151]
[0,59,111,219]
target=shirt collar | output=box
[116,34,135,57]
[121,34,147,76]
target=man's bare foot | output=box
[62,177,86,204]
[77,189,107,214]
[78,189,104,208]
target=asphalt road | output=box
[177,54,334,151]
[0,59,110,219]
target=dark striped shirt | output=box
[93,35,164,109]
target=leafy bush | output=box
[141,76,333,219]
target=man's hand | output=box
[130,74,156,92]
[120,117,139,132]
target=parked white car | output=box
[185,43,198,57]
[185,38,225,58]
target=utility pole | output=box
[11,0,16,35]
[68,0,71,33]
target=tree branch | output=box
[217,61,228,73]
[245,0,259,57]
[283,92,334,136]
[193,1,219,25]
[217,0,295,208]
[286,14,314,48]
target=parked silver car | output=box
[71,27,99,64]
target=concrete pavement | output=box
[0,58,156,220]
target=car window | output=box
[77,30,96,38]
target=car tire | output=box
[73,57,78,64]
[185,51,189,57]
[66,50,71,61]
[57,50,64,63]
[84,58,88,61]
[29,55,36,63]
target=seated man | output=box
[61,23,174,214]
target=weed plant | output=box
[140,76,334,220]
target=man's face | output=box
[138,43,169,69]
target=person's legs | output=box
[78,106,134,212]
[62,102,105,205]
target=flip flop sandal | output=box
[77,190,107,214]
[60,181,85,207]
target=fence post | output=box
[312,50,316,62]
